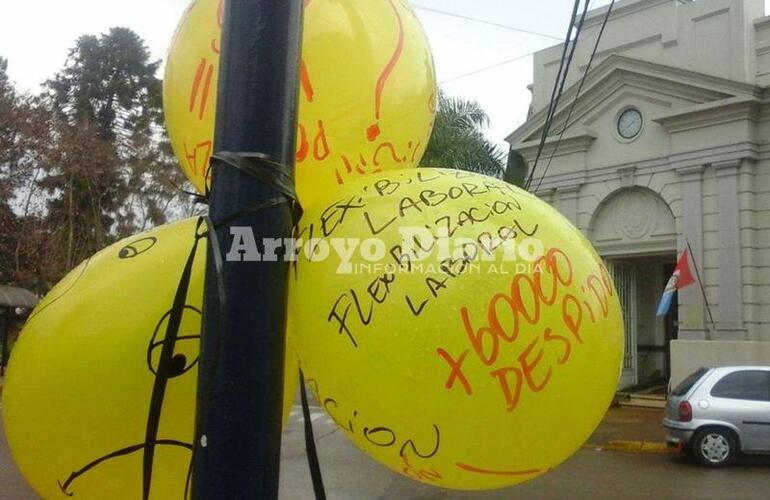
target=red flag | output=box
[672,249,696,290]
[657,249,697,316]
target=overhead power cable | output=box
[413,4,563,41]
[440,51,536,84]
[524,0,589,191]
[533,0,616,193]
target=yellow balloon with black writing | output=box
[289,168,624,490]
[2,218,298,499]
[164,0,436,207]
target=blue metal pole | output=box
[192,0,303,498]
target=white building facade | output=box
[507,0,770,387]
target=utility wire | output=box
[524,0,588,190]
[413,4,563,41]
[440,51,537,84]
[523,1,583,190]
[533,0,616,193]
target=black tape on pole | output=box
[187,153,327,498]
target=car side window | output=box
[710,370,770,402]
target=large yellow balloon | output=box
[290,168,624,490]
[2,218,298,499]
[164,0,437,206]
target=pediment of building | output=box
[507,54,763,147]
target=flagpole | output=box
[685,239,716,328]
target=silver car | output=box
[663,366,770,467]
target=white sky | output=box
[1,0,768,151]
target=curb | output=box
[599,440,677,454]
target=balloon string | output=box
[300,369,328,500]
[57,150,304,497]
[142,217,208,500]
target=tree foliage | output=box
[47,28,162,141]
[0,29,193,292]
[420,92,506,177]
[0,57,54,289]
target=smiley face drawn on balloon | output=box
[119,237,159,260]
[4,216,300,499]
[56,303,201,497]
[56,219,208,499]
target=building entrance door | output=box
[608,254,677,389]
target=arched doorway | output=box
[589,188,677,389]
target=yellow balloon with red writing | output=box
[289,168,624,490]
[2,218,298,499]
[164,0,436,207]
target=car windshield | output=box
[671,367,709,397]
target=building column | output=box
[675,165,707,340]
[556,184,582,226]
[538,188,556,206]
[713,159,748,340]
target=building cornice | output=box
[669,143,758,171]
[514,134,596,163]
[582,0,692,29]
[674,165,705,177]
[754,15,770,31]
[653,97,762,133]
[711,159,742,170]
[533,141,758,191]
[557,183,584,196]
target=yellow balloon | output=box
[290,168,624,490]
[164,0,437,207]
[2,218,298,499]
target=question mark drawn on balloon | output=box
[366,0,406,142]
[56,220,207,499]
[211,0,223,53]
[300,59,315,103]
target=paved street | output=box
[3,401,770,499]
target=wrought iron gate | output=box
[608,262,637,387]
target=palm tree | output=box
[420,92,506,177]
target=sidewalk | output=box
[0,401,671,499]
[586,405,671,454]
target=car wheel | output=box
[692,428,736,467]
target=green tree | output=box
[0,29,192,290]
[47,27,162,141]
[0,57,55,289]
[41,28,188,272]
[0,57,17,283]
[420,92,506,177]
